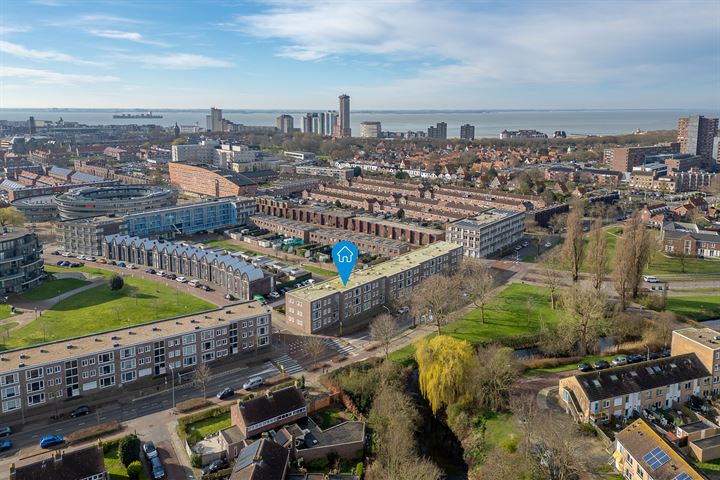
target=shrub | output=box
[191,453,202,468]
[500,434,519,453]
[109,274,124,291]
[126,461,143,480]
[118,433,141,467]
[355,462,364,478]
[176,397,208,413]
[67,421,120,444]
[521,356,581,370]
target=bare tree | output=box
[370,313,399,359]
[305,335,326,370]
[644,311,677,350]
[561,206,585,282]
[586,217,608,290]
[559,283,609,355]
[614,212,651,309]
[472,345,521,411]
[0,208,25,227]
[458,259,495,324]
[410,274,458,335]
[538,251,564,309]
[192,363,211,400]
[548,213,566,235]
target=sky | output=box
[0,0,719,110]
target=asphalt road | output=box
[0,359,280,459]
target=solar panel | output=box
[642,447,670,470]
[673,473,692,480]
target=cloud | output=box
[0,67,118,84]
[0,40,101,66]
[79,14,145,24]
[88,29,169,46]
[138,53,233,69]
[235,0,720,92]
[0,25,31,35]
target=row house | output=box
[559,353,711,423]
[661,224,720,258]
[102,235,272,299]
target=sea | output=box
[1,108,719,139]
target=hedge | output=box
[67,421,120,444]
[176,397,209,413]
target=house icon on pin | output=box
[336,245,354,263]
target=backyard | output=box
[182,411,231,446]
[303,264,337,277]
[104,442,148,480]
[20,277,89,301]
[1,277,216,349]
[391,283,562,363]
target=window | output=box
[98,352,114,364]
[202,352,215,362]
[602,400,610,408]
[2,398,20,413]
[27,380,44,393]
[26,368,43,380]
[1,385,20,399]
[182,345,196,356]
[1,373,18,386]
[46,367,53,375]
[183,356,197,367]
[202,341,214,352]
[121,347,136,359]
[202,330,214,340]
[27,393,45,406]
[121,371,137,383]
[121,359,136,371]
[182,334,196,345]
[99,377,115,388]
[99,364,114,375]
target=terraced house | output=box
[101,235,273,299]
[559,354,711,423]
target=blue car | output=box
[0,439,11,452]
[40,435,64,448]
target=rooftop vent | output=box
[175,321,182,325]
[0,357,7,362]
[194,326,200,330]
[111,336,120,340]
[152,327,160,331]
[191,319,198,324]
[40,349,48,353]
[113,343,120,347]
[128,331,136,335]
[95,338,102,342]
[19,354,28,359]
[66,344,75,349]
[18,363,25,368]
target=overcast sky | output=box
[1,0,719,110]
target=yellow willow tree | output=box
[415,335,475,415]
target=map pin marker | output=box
[332,240,359,286]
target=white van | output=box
[242,376,264,390]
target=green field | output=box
[20,278,90,301]
[303,265,337,277]
[483,412,520,450]
[184,412,231,445]
[666,296,720,321]
[391,283,562,363]
[205,240,259,255]
[44,264,113,279]
[0,306,12,321]
[1,277,216,350]
[524,354,617,376]
[647,255,720,276]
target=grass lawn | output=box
[697,458,720,473]
[524,354,617,376]
[205,240,259,255]
[104,443,148,480]
[185,412,231,445]
[483,412,520,449]
[303,265,337,277]
[390,283,562,363]
[666,296,720,321]
[312,409,343,430]
[20,278,89,301]
[647,255,720,276]
[0,305,12,321]
[44,264,113,279]
[1,277,216,350]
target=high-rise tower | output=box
[336,94,351,138]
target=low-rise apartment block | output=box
[672,328,720,394]
[661,225,720,259]
[0,304,272,417]
[295,165,354,181]
[559,353,711,423]
[614,419,705,480]
[445,209,525,257]
[604,143,680,172]
[285,242,463,334]
[0,228,44,295]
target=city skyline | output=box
[0,0,718,110]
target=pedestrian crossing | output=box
[273,354,304,375]
[324,337,356,356]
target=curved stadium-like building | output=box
[55,185,178,220]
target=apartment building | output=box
[679,115,719,166]
[250,214,410,256]
[168,163,258,197]
[102,235,272,299]
[662,227,720,259]
[445,209,525,258]
[613,419,705,480]
[604,143,680,172]
[672,328,720,394]
[0,305,272,416]
[295,165,354,181]
[285,242,463,334]
[559,353,711,423]
[676,170,716,192]
[0,228,44,295]
[629,171,678,193]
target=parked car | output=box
[522,241,529,247]
[117,262,126,268]
[70,262,81,268]
[143,441,158,459]
[216,387,234,400]
[592,360,610,370]
[577,363,592,372]
[109,260,117,265]
[0,439,11,452]
[126,263,136,269]
[40,435,64,448]
[243,376,263,390]
[97,258,107,264]
[202,458,229,475]
[156,271,165,277]
[514,245,522,251]
[0,426,12,437]
[642,275,659,283]
[145,268,156,274]
[188,279,200,287]
[150,456,165,479]
[61,261,71,267]
[544,242,552,248]
[85,257,96,262]
[627,354,645,364]
[200,285,214,292]
[268,291,280,299]
[397,306,410,315]
[56,260,64,266]
[224,293,236,301]
[648,351,662,360]
[176,276,187,283]
[70,405,90,418]
[166,274,177,280]
[611,356,628,366]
